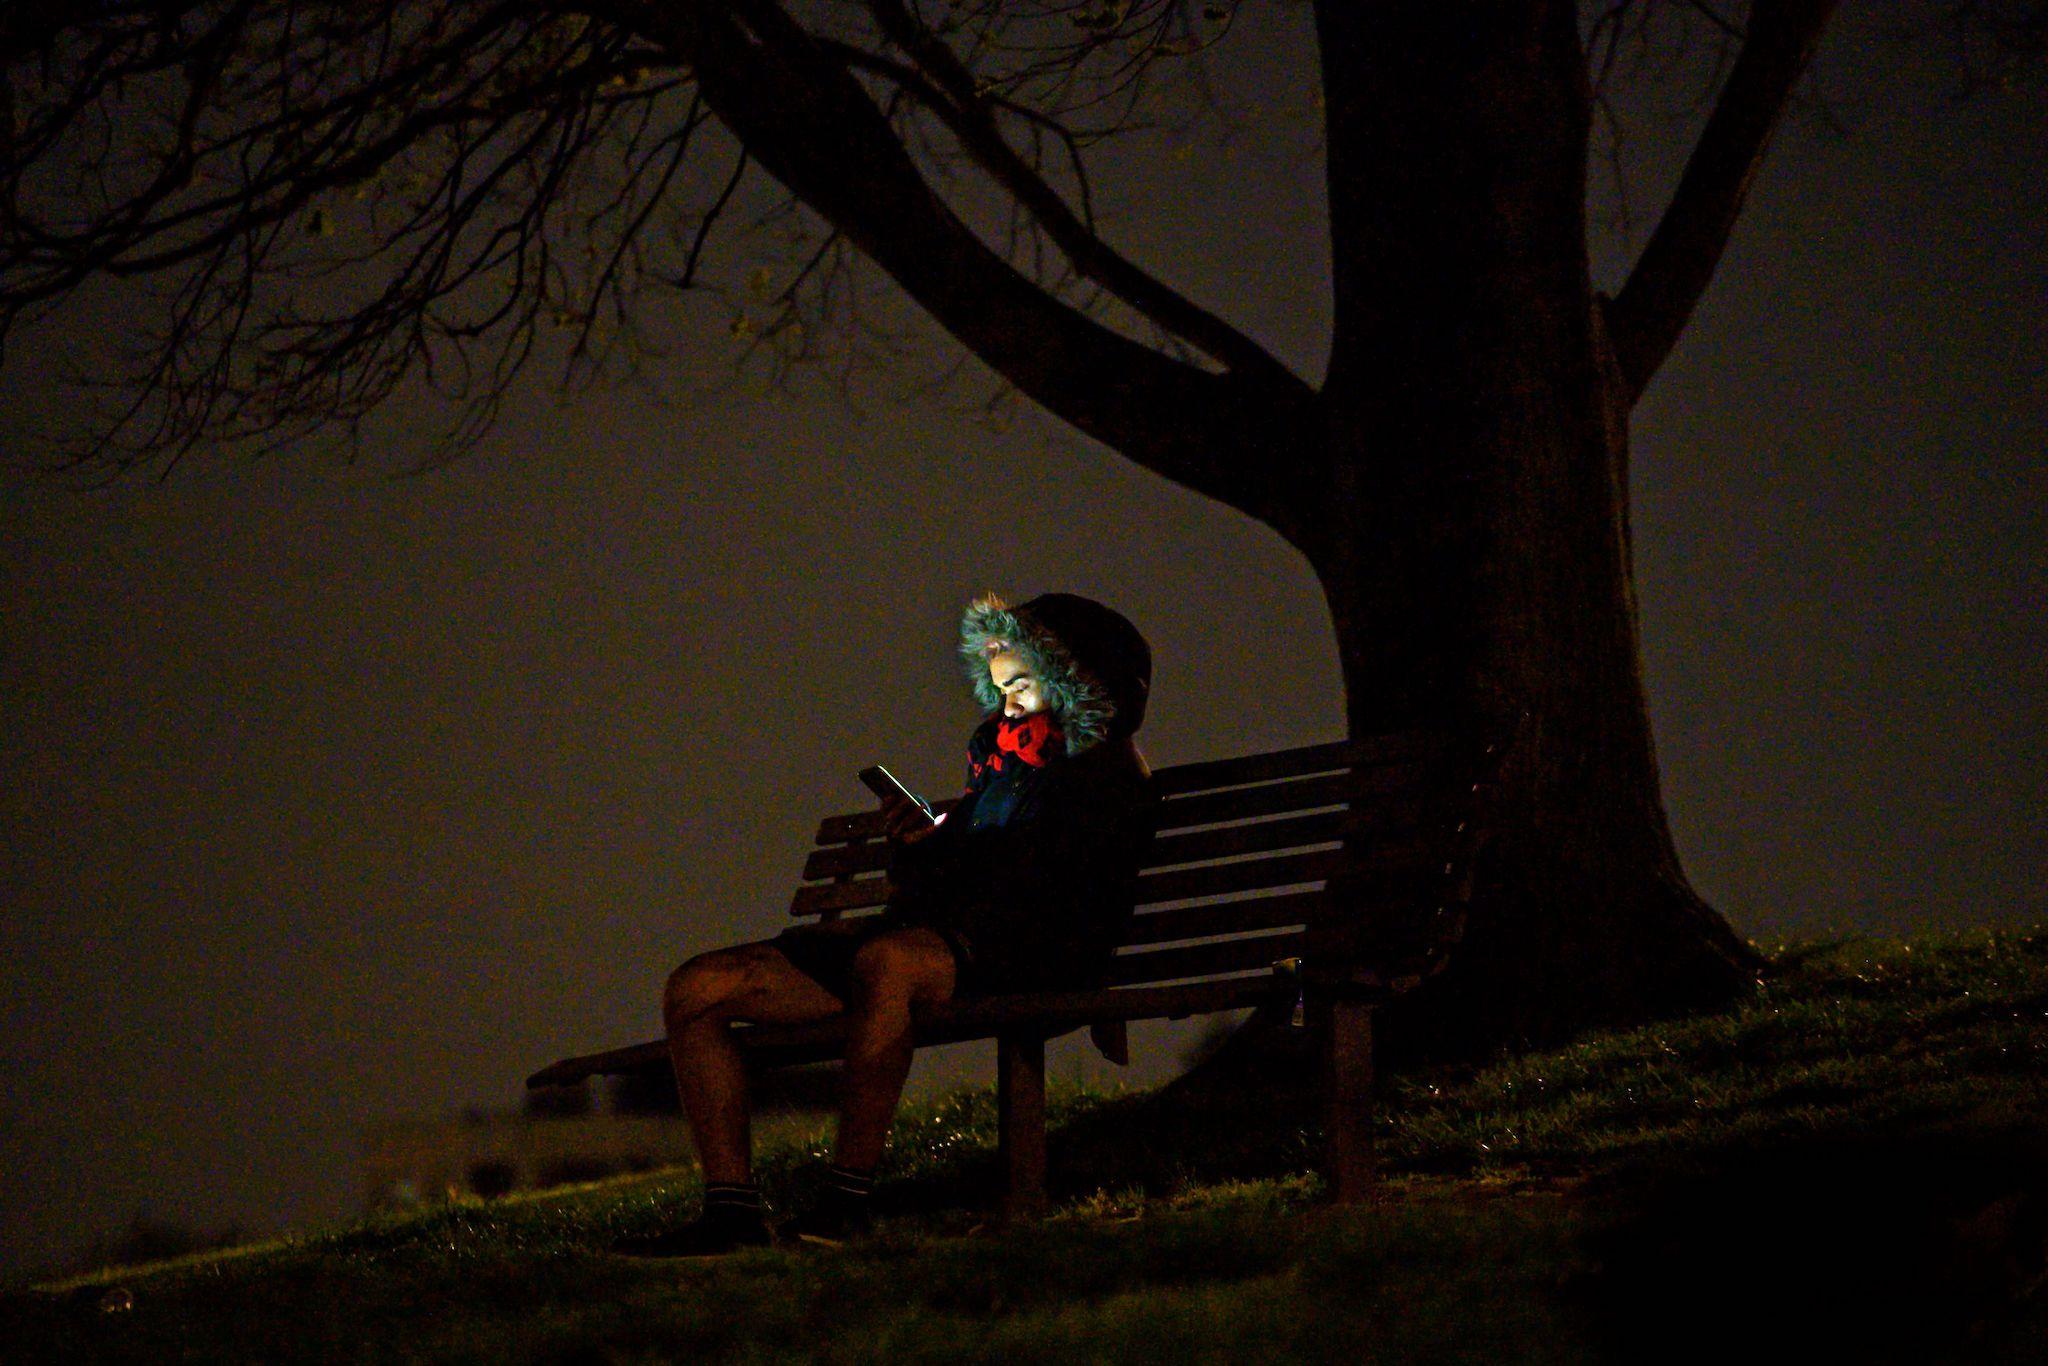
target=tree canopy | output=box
[0,0,1890,481]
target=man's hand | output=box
[880,792,942,847]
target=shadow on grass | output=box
[1573,1118,2048,1364]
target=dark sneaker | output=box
[612,1211,771,1258]
[778,1196,874,1248]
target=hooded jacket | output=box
[882,592,1158,994]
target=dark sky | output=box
[2,8,2043,1279]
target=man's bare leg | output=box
[662,942,844,1184]
[836,928,957,1172]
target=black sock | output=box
[703,1181,763,1223]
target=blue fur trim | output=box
[957,592,1114,755]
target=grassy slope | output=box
[7,929,2046,1364]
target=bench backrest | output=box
[791,727,1515,995]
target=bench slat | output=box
[908,973,1307,1037]
[1154,764,1427,831]
[526,1039,669,1088]
[1103,930,1310,986]
[1122,889,1328,945]
[1132,847,1354,906]
[1146,808,1351,866]
[805,806,1341,883]
[810,734,1463,845]
[801,840,893,883]
[790,829,1445,919]
[755,887,1338,953]
[801,805,1430,884]
[800,765,1438,889]
[789,875,893,917]
[788,839,1447,920]
[1147,731,1443,796]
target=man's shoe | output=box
[612,1210,771,1258]
[778,1195,874,1248]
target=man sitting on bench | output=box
[615,592,1157,1256]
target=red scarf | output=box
[994,711,1062,769]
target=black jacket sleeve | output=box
[884,787,979,895]
[882,729,995,896]
[886,740,1157,984]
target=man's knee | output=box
[664,948,758,1026]
[851,931,952,1004]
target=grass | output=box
[7,927,2047,1364]
[1382,928,2048,1170]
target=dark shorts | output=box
[770,919,975,1005]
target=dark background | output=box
[1,7,2042,1279]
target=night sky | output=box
[2,8,2042,1279]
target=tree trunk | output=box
[1302,2,1762,1060]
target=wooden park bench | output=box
[527,724,1516,1220]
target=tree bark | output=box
[1305,1,1763,1058]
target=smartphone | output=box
[858,765,936,825]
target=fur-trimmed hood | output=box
[958,592,1152,756]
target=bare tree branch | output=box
[1605,0,1840,403]
[600,0,1316,532]
[835,0,1303,390]
[0,5,742,471]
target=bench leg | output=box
[997,1032,1047,1223]
[1324,999,1377,1205]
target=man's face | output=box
[987,649,1048,719]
